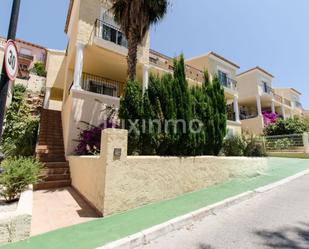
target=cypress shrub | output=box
[119,80,143,155]
[119,57,227,156]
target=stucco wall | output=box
[237,71,259,98]
[45,49,66,90]
[15,74,46,93]
[241,116,264,135]
[63,89,120,155]
[68,155,105,214]
[0,186,33,245]
[68,129,268,217]
[227,121,242,136]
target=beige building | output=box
[186,52,241,136]
[49,0,243,154]
[44,0,305,154]
[237,67,303,134]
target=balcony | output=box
[81,73,122,97]
[149,50,204,83]
[295,101,302,109]
[284,98,291,107]
[273,93,282,103]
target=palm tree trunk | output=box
[127,30,139,81]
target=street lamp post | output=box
[0,0,21,139]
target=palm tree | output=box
[112,0,168,81]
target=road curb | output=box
[97,169,309,249]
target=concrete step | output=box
[43,161,69,168]
[40,174,71,182]
[41,167,70,175]
[34,180,71,190]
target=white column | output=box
[303,133,309,153]
[233,95,240,123]
[271,98,275,113]
[73,42,85,90]
[256,94,262,116]
[142,64,150,94]
[43,87,51,109]
[281,102,286,120]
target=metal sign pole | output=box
[0,0,21,139]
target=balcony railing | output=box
[149,50,204,83]
[81,73,121,97]
[219,77,237,91]
[273,93,282,103]
[95,19,128,48]
[284,98,291,107]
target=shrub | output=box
[273,138,292,150]
[222,135,246,156]
[30,62,47,77]
[244,137,267,157]
[0,157,42,202]
[119,80,143,155]
[1,85,39,157]
[75,106,119,155]
[262,111,278,126]
[264,118,308,136]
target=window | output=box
[262,81,271,94]
[218,70,228,87]
[102,24,128,48]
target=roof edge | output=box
[237,66,274,78]
[65,0,74,33]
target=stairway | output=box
[34,109,71,190]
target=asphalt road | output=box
[139,173,309,249]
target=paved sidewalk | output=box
[1,158,309,249]
[31,187,99,235]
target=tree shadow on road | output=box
[255,222,309,249]
[197,243,215,249]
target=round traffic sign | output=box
[4,40,18,81]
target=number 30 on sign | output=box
[4,40,18,81]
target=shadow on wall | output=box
[255,222,309,249]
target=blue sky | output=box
[0,0,308,109]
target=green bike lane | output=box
[2,158,309,249]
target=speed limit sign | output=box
[4,40,18,81]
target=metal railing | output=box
[240,113,259,120]
[81,73,121,97]
[264,134,304,152]
[149,50,204,83]
[95,19,128,48]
